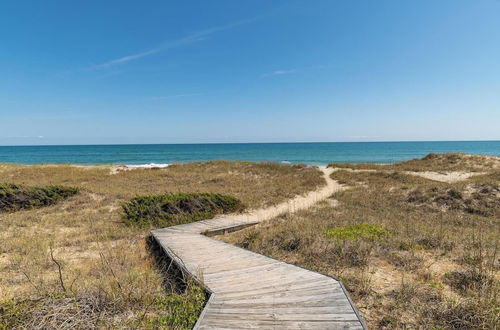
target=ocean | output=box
[0,141,499,166]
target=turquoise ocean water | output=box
[0,141,499,166]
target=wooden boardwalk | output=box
[152,168,366,329]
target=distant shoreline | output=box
[1,141,499,166]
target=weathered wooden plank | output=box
[203,261,283,278]
[206,300,355,309]
[203,313,361,321]
[207,272,328,292]
[213,277,332,296]
[198,319,364,330]
[204,266,312,284]
[213,286,347,301]
[203,306,357,315]
[210,293,351,306]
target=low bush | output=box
[0,183,78,212]
[443,270,491,292]
[385,251,424,270]
[325,241,373,268]
[122,192,244,228]
[325,223,388,240]
[427,298,498,330]
[407,184,500,216]
[143,284,205,329]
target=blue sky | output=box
[1,0,499,145]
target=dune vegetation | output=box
[0,161,323,329]
[122,192,244,228]
[221,154,500,329]
[0,183,78,213]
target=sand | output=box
[405,171,483,183]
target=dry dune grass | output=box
[395,153,500,172]
[221,154,500,329]
[329,152,500,172]
[0,161,323,329]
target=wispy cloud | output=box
[149,93,204,100]
[260,69,296,78]
[260,63,336,79]
[90,17,258,70]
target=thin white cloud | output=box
[90,17,258,70]
[260,69,296,78]
[259,63,335,79]
[96,50,159,68]
[149,93,203,100]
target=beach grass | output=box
[0,161,323,329]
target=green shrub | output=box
[0,298,33,329]
[0,183,78,212]
[325,223,388,240]
[144,284,206,329]
[122,192,244,228]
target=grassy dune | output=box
[329,152,500,172]
[221,154,500,329]
[0,161,323,329]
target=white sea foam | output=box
[125,163,170,169]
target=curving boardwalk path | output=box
[152,168,366,329]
